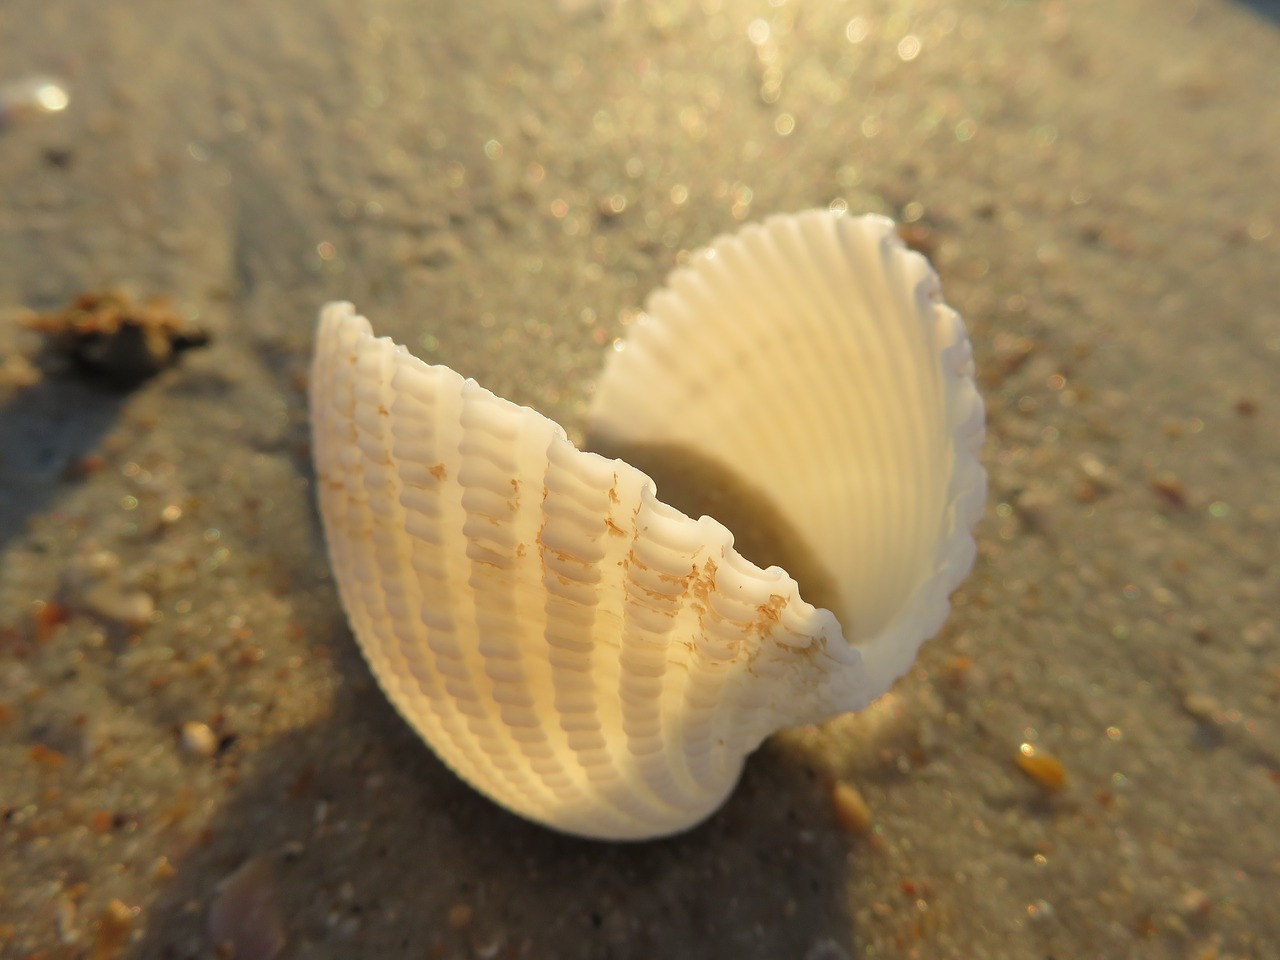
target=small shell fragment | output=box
[208,857,286,960]
[179,721,218,758]
[1016,743,1068,791]
[310,211,985,840]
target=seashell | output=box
[309,211,985,840]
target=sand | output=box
[1,0,1277,957]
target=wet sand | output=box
[1,0,1277,957]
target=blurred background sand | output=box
[1,0,1277,957]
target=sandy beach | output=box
[1,0,1277,957]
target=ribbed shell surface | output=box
[310,211,985,841]
[312,306,875,839]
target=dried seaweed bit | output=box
[26,290,210,389]
[208,856,286,960]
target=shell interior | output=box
[588,211,986,697]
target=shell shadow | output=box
[582,434,844,618]
[134,607,861,959]
[131,393,863,958]
[0,375,126,549]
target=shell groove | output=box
[310,211,985,840]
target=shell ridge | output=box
[532,431,689,833]
[388,350,559,816]
[316,318,416,700]
[451,382,591,814]
[540,445,713,834]
[616,496,717,812]
[620,496,738,802]
[378,341,519,800]
[363,330,512,803]
[672,547,736,791]
[361,352,470,757]
[537,443,649,833]
[691,545,828,772]
[315,313,504,799]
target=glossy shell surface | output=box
[309,211,985,840]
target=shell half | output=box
[309,211,985,841]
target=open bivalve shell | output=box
[310,211,986,841]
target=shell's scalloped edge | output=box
[834,213,987,696]
[315,299,857,672]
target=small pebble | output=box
[65,549,155,628]
[1077,452,1109,482]
[447,903,473,931]
[1026,898,1055,921]
[1182,692,1221,723]
[93,900,135,960]
[150,856,176,882]
[179,721,218,758]
[208,857,286,960]
[1176,888,1212,919]
[831,780,874,834]
[941,654,975,688]
[991,332,1035,379]
[1149,472,1188,508]
[81,581,155,628]
[1073,478,1104,504]
[1015,485,1058,526]
[1016,743,1068,791]
[896,222,936,259]
[29,743,68,769]
[32,599,71,641]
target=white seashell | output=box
[309,211,985,840]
